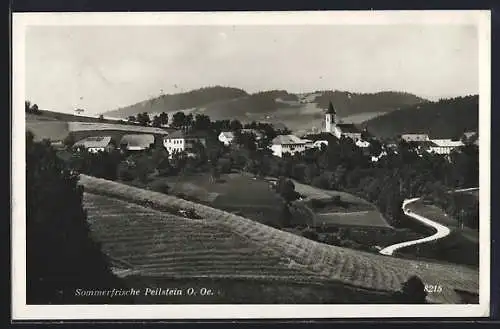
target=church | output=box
[323,102,363,141]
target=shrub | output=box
[301,227,319,241]
[25,132,131,304]
[117,161,136,181]
[393,276,428,304]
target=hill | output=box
[103,87,427,132]
[363,95,479,139]
[104,86,248,118]
[79,175,479,304]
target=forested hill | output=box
[311,90,427,117]
[363,95,479,139]
[104,86,248,118]
[103,86,427,132]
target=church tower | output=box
[324,101,337,133]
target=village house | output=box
[119,134,155,152]
[74,136,115,153]
[463,131,477,140]
[240,128,264,140]
[322,104,363,141]
[355,139,371,148]
[313,140,329,149]
[428,139,465,155]
[270,134,311,158]
[163,130,206,158]
[400,134,430,142]
[218,131,235,146]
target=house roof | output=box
[463,131,477,137]
[416,141,439,148]
[74,136,112,148]
[272,134,307,145]
[337,124,362,134]
[120,134,155,149]
[355,140,370,148]
[401,134,430,141]
[430,139,464,148]
[219,131,235,139]
[303,132,336,141]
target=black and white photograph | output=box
[12,10,491,319]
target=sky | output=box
[25,24,479,115]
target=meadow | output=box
[155,173,286,226]
[291,180,391,229]
[79,175,480,304]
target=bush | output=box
[392,276,428,304]
[301,227,319,241]
[26,132,131,304]
[117,161,136,181]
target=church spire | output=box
[327,101,336,114]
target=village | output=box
[61,101,479,164]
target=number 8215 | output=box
[424,285,443,293]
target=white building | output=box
[120,134,155,152]
[270,135,311,158]
[218,131,235,146]
[355,139,371,148]
[428,139,464,155]
[323,103,363,141]
[400,134,430,142]
[312,140,329,149]
[163,130,206,157]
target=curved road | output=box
[379,187,479,256]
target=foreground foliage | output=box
[26,132,131,304]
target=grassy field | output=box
[26,120,70,141]
[83,193,397,304]
[26,111,169,142]
[79,176,480,304]
[291,180,391,229]
[154,173,285,226]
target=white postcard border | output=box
[11,10,491,320]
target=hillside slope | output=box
[364,95,478,139]
[80,175,479,304]
[103,87,427,132]
[104,86,248,118]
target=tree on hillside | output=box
[235,131,257,152]
[172,112,187,128]
[193,114,212,131]
[185,114,194,130]
[25,100,41,114]
[98,114,105,122]
[26,132,131,304]
[159,112,169,126]
[127,115,137,123]
[137,112,151,126]
[277,177,299,204]
[152,115,162,128]
[230,119,243,131]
